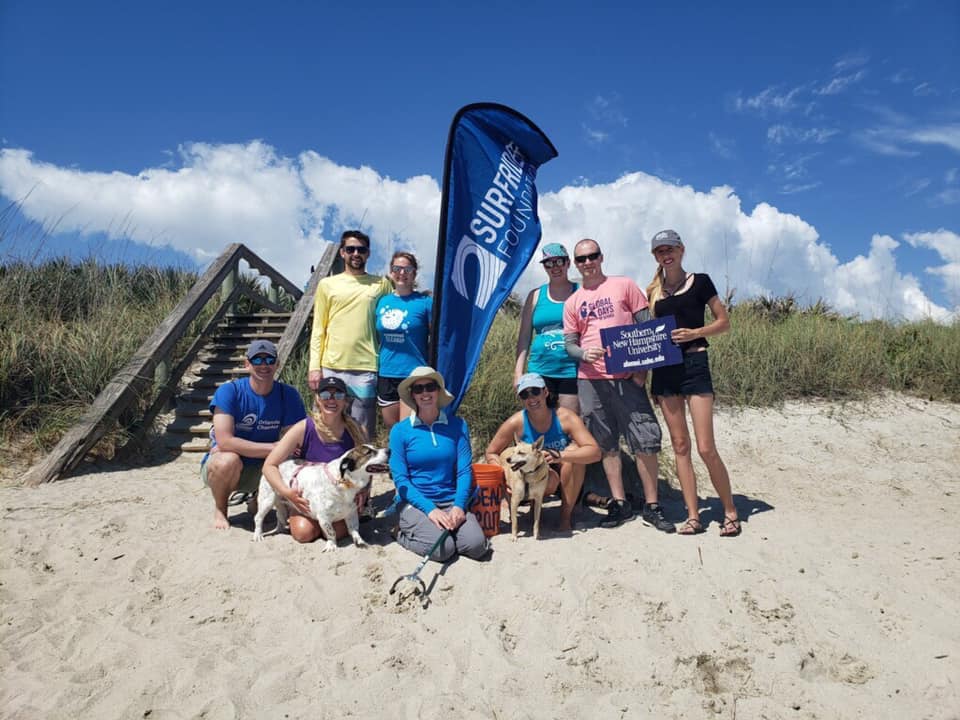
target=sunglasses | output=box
[574,251,601,263]
[249,355,277,366]
[541,258,567,268]
[518,387,543,400]
[411,381,439,394]
[343,245,369,255]
[318,389,347,401]
[391,265,415,274]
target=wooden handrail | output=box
[25,242,321,485]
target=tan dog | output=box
[500,435,550,540]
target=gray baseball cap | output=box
[651,229,683,251]
[246,339,278,359]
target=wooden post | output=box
[154,358,169,388]
[222,267,237,315]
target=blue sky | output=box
[1,0,958,320]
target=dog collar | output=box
[322,461,349,488]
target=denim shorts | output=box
[577,377,662,455]
[651,351,715,397]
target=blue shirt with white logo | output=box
[375,292,432,378]
[208,377,307,465]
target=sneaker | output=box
[599,498,634,528]
[640,503,676,534]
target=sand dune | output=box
[2,394,958,719]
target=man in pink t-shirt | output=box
[562,238,674,532]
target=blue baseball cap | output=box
[540,243,569,262]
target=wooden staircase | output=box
[164,312,293,452]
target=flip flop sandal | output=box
[228,491,254,507]
[583,491,612,509]
[719,516,742,537]
[677,518,705,535]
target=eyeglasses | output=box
[574,251,601,263]
[250,355,277,366]
[343,245,369,255]
[518,387,543,400]
[411,381,439,394]
[318,389,347,401]
[541,258,567,269]
[391,265,415,274]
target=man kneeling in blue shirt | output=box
[200,339,306,529]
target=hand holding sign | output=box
[599,315,684,374]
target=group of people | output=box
[200,227,741,560]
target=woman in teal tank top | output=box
[515,243,580,413]
[485,373,601,532]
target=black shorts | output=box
[542,375,578,397]
[377,375,403,406]
[651,351,715,397]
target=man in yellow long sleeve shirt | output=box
[308,230,392,439]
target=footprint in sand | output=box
[675,650,757,696]
[741,589,796,644]
[799,649,874,685]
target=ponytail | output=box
[646,268,665,318]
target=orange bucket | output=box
[470,463,504,537]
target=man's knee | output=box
[204,452,243,490]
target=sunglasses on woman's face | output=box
[391,265,415,274]
[541,258,567,269]
[518,387,543,400]
[318,389,346,401]
[411,381,439,394]
[250,355,277,366]
[343,245,369,255]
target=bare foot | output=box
[213,509,230,529]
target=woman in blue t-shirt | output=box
[646,229,740,537]
[376,251,433,430]
[515,243,580,412]
[261,376,369,543]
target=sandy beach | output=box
[2,393,958,720]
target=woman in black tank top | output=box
[646,229,740,537]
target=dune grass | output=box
[1,255,957,467]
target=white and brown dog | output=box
[500,435,551,540]
[252,444,390,550]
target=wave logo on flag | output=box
[432,104,558,411]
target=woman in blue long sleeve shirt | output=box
[389,367,489,561]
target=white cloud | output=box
[587,94,628,127]
[708,132,735,159]
[906,125,960,152]
[0,143,955,322]
[889,69,911,84]
[734,85,803,114]
[834,52,870,72]
[856,122,960,156]
[933,188,960,206]
[904,230,960,306]
[816,70,867,96]
[913,82,937,97]
[767,124,839,145]
[582,125,610,145]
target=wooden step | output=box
[166,417,213,435]
[165,434,211,452]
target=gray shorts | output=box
[578,378,662,455]
[200,458,264,494]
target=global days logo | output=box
[452,141,537,310]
